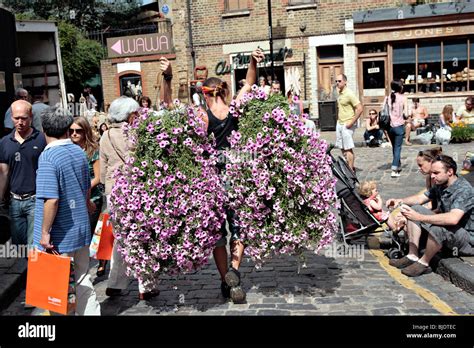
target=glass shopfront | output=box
[393,38,474,95]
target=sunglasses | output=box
[369,112,377,115]
[69,128,84,134]
[335,80,342,83]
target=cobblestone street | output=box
[3,140,474,316]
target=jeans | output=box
[388,125,405,171]
[363,129,383,142]
[9,197,35,246]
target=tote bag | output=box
[89,212,114,260]
[378,98,391,130]
[26,249,75,315]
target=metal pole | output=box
[268,0,274,80]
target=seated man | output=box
[386,155,474,277]
[405,98,428,145]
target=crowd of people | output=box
[0,51,316,314]
[0,54,472,315]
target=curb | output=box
[0,258,27,312]
[435,257,474,295]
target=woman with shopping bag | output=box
[70,116,108,276]
[29,105,100,315]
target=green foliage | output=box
[6,0,141,31]
[450,123,474,143]
[58,21,104,90]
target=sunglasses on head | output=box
[69,128,84,134]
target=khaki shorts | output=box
[336,122,356,150]
[410,205,474,256]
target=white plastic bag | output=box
[416,131,433,145]
[435,127,451,145]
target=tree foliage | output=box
[2,0,143,95]
[3,0,141,31]
[58,21,105,91]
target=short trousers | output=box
[413,118,425,127]
[335,122,356,150]
[214,208,241,248]
[410,205,474,256]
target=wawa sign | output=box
[107,33,172,58]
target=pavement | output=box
[1,128,473,316]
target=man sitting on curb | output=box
[386,155,474,277]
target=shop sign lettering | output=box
[107,33,172,58]
[215,47,293,75]
[392,27,454,39]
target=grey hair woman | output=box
[99,96,160,301]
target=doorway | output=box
[358,57,388,118]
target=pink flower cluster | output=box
[110,103,227,286]
[224,88,338,264]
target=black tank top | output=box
[206,108,238,150]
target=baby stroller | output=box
[328,146,406,259]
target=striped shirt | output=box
[33,139,91,253]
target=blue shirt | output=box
[4,107,13,129]
[0,128,46,194]
[33,139,91,253]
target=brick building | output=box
[100,0,474,128]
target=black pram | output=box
[328,147,406,259]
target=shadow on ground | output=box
[98,250,342,315]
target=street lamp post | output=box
[268,0,274,80]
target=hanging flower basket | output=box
[223,88,338,264]
[109,102,227,287]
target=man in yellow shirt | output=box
[336,74,363,172]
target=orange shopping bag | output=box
[96,213,114,260]
[25,249,73,315]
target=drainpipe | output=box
[186,0,195,73]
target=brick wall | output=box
[100,0,451,111]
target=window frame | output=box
[224,0,248,12]
[391,37,474,95]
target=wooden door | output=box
[358,57,388,119]
[318,62,343,101]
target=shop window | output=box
[358,43,386,54]
[318,45,343,60]
[119,73,142,100]
[225,0,248,11]
[393,43,416,94]
[443,40,468,93]
[362,60,385,89]
[417,42,441,93]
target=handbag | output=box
[89,212,114,260]
[26,249,76,315]
[378,98,391,130]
